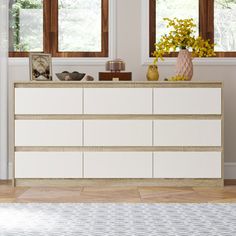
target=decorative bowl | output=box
[56,71,86,81]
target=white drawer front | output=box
[154,152,221,178]
[15,88,83,114]
[84,120,152,146]
[15,152,82,178]
[154,88,221,114]
[154,120,221,146]
[15,120,82,146]
[84,88,152,114]
[84,152,152,178]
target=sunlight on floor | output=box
[0,206,56,231]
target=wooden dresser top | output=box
[13,81,223,88]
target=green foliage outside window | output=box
[9,0,42,51]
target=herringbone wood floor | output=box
[0,180,236,203]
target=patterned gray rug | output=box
[0,203,235,236]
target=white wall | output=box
[8,0,236,173]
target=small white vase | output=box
[176,49,193,81]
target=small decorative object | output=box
[99,72,132,81]
[153,18,215,81]
[146,65,159,81]
[106,59,125,72]
[56,71,86,81]
[165,75,189,81]
[85,75,94,81]
[99,58,132,81]
[29,53,52,81]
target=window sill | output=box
[142,57,236,66]
[8,57,113,66]
[9,57,236,67]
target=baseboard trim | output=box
[224,163,236,179]
[224,179,236,186]
[8,162,12,180]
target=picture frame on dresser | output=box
[29,53,52,81]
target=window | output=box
[214,0,236,51]
[149,0,236,57]
[9,0,44,55]
[9,0,108,57]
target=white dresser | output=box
[12,81,223,187]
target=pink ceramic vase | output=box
[176,49,193,80]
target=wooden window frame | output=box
[149,0,236,57]
[9,0,109,57]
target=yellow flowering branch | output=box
[153,18,215,63]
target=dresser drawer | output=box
[84,120,152,146]
[84,88,152,114]
[15,120,82,146]
[154,152,221,178]
[154,88,221,114]
[15,88,83,114]
[84,152,152,178]
[15,152,83,178]
[154,120,221,146]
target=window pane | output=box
[58,0,102,52]
[9,0,43,52]
[214,0,236,51]
[155,0,199,42]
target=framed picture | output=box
[29,53,52,81]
